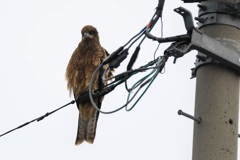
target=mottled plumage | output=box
[66,25,113,145]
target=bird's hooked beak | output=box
[82,32,91,39]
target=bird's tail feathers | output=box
[75,115,86,145]
[75,108,98,145]
[85,116,97,144]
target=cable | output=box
[105,26,147,68]
[126,71,159,111]
[154,17,163,60]
[105,2,164,69]
[145,13,160,40]
[125,56,166,111]
[0,100,75,138]
[123,26,146,47]
[127,31,145,49]
[125,71,156,111]
[125,18,163,92]
[88,55,167,114]
[0,0,180,139]
[88,0,167,114]
[0,60,159,137]
[124,19,159,90]
[1,53,166,138]
[125,65,156,92]
[88,65,141,114]
[0,59,166,138]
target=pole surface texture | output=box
[192,0,240,160]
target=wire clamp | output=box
[164,41,190,63]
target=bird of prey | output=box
[65,25,113,145]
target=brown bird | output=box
[65,25,113,145]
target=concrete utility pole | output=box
[192,0,240,160]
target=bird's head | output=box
[81,25,99,42]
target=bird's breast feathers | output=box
[66,43,106,95]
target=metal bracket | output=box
[197,1,240,29]
[153,7,194,43]
[199,1,240,17]
[165,29,240,77]
[191,55,219,78]
[182,0,206,3]
[197,13,240,29]
[174,7,195,32]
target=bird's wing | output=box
[102,48,114,79]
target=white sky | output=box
[0,0,239,160]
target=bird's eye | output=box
[89,30,94,35]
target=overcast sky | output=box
[0,0,239,160]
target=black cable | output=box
[103,26,146,66]
[125,17,163,91]
[0,55,166,138]
[0,100,75,138]
[145,0,165,39]
[88,66,148,114]
[127,32,145,49]
[123,26,146,47]
[126,33,148,72]
[88,55,165,114]
[154,17,163,60]
[0,59,165,138]
[156,0,165,16]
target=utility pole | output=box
[192,0,240,160]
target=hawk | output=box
[66,25,113,145]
